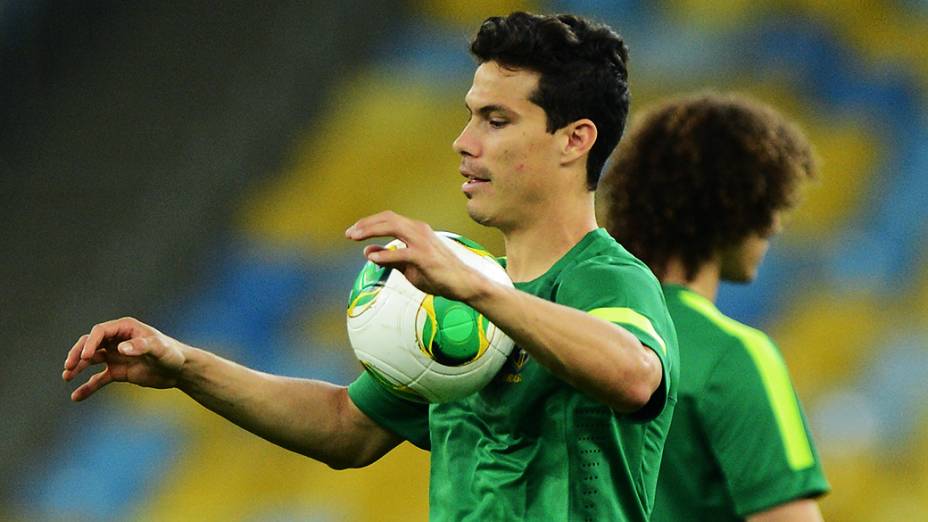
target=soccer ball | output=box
[346,232,515,403]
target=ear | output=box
[560,118,598,166]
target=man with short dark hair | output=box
[64,12,677,521]
[601,91,829,521]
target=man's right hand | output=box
[62,317,187,401]
[61,317,404,469]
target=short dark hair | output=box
[600,92,817,280]
[470,12,630,190]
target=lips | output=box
[460,166,490,183]
[461,167,489,196]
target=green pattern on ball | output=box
[347,261,390,315]
[360,361,427,403]
[442,306,475,344]
[429,296,489,365]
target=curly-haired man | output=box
[600,92,829,521]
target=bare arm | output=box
[466,277,661,412]
[175,347,401,469]
[346,212,662,413]
[62,317,400,469]
[747,498,824,522]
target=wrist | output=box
[463,270,503,309]
[175,343,203,392]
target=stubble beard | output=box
[466,200,494,227]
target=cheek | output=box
[493,133,551,177]
[757,239,771,257]
[748,240,770,267]
[499,146,530,174]
[511,140,547,173]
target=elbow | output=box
[291,438,374,470]
[606,381,654,413]
[325,458,359,471]
[608,349,663,413]
[290,447,358,470]
[321,443,383,470]
[322,451,371,470]
[626,379,659,412]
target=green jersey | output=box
[652,285,829,521]
[348,228,679,521]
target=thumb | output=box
[117,337,151,356]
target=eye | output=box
[489,119,508,129]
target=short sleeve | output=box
[555,258,677,422]
[347,371,431,450]
[699,336,829,516]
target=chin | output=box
[466,205,494,227]
[721,269,758,284]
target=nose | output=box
[453,122,478,157]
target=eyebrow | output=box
[465,103,513,117]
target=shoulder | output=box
[546,228,656,288]
[707,312,784,373]
[669,290,778,360]
[554,254,668,322]
[559,252,661,292]
[689,310,792,404]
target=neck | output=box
[661,256,721,302]
[503,192,597,282]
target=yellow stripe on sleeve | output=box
[588,307,667,355]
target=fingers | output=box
[79,317,149,362]
[64,317,152,382]
[345,210,400,238]
[70,367,114,402]
[62,350,105,381]
[346,211,429,243]
[63,319,183,400]
[63,336,156,378]
[81,318,127,361]
[363,243,409,262]
[63,334,105,380]
[363,244,386,257]
[63,334,89,372]
[365,245,412,266]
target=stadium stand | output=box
[4,1,926,520]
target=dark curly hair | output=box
[470,12,630,190]
[599,92,817,280]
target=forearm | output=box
[466,278,661,412]
[176,346,396,468]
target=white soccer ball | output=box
[346,232,515,403]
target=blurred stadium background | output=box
[1,0,926,520]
